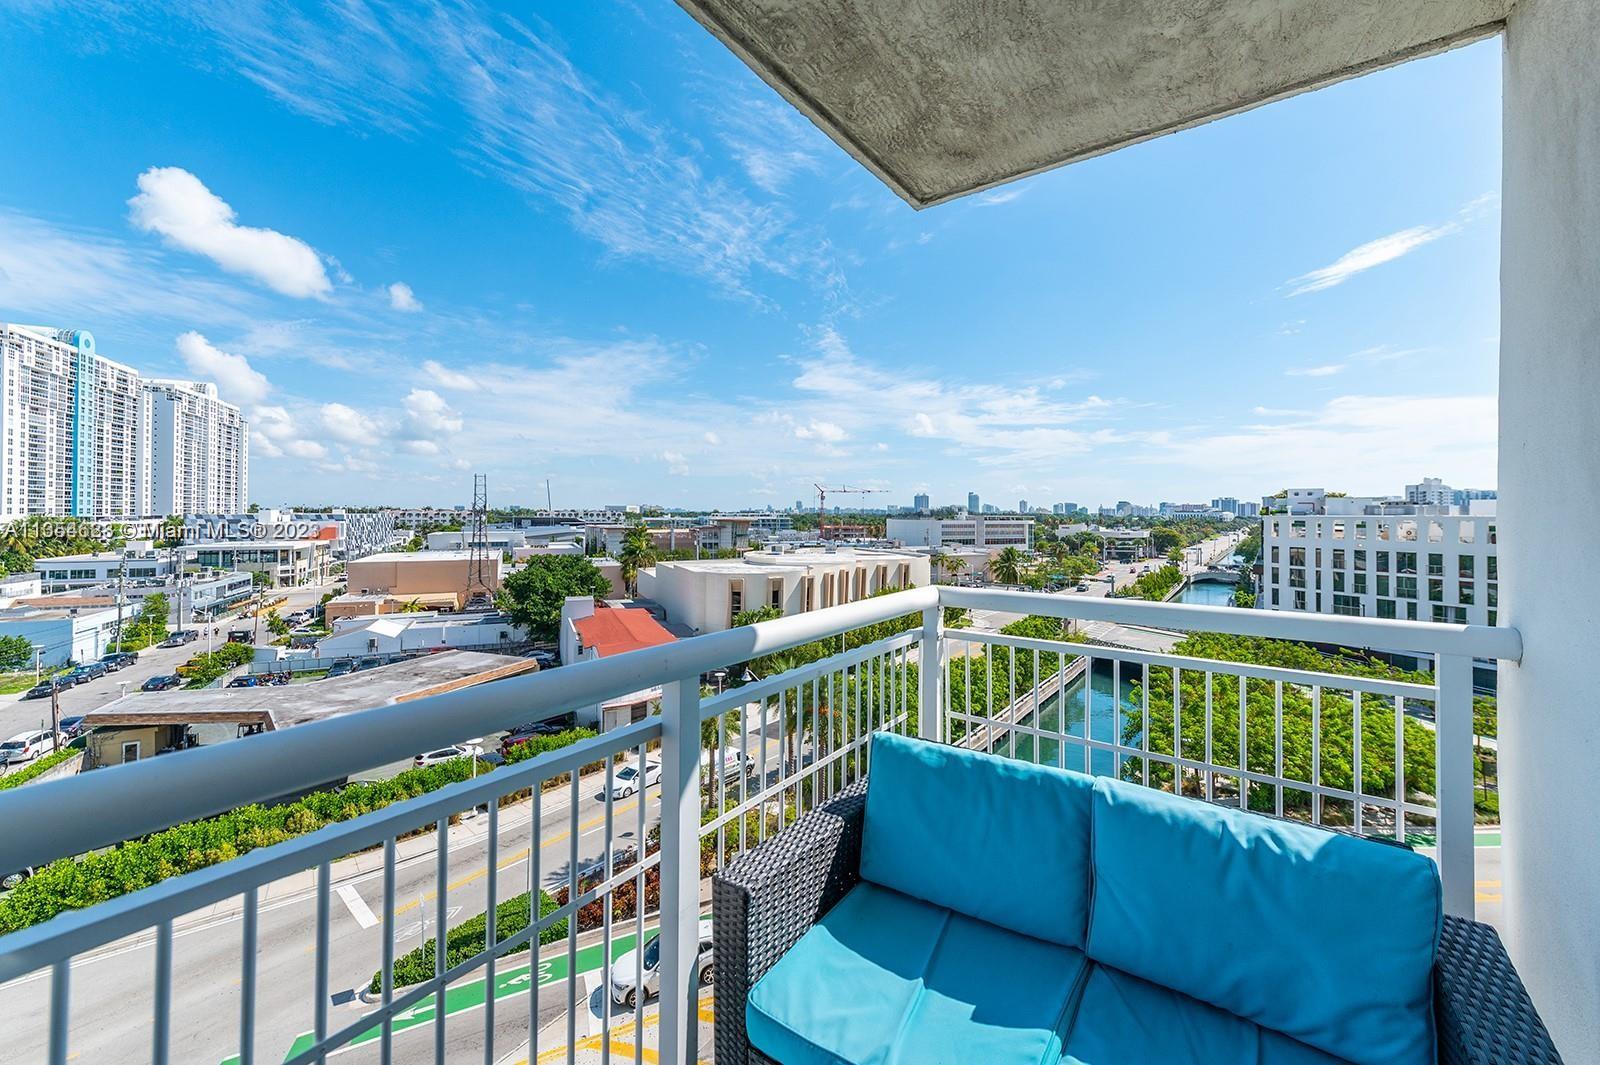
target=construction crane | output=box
[813,483,889,540]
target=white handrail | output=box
[0,586,937,874]
[940,585,1523,661]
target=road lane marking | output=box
[337,884,378,929]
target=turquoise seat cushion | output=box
[1062,965,1354,1065]
[896,910,1089,1064]
[746,881,1088,1065]
[1085,778,1440,1065]
[861,732,1095,947]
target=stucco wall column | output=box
[1500,0,1600,1057]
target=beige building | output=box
[637,545,930,635]
[344,550,503,611]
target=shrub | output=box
[0,739,84,792]
[0,757,485,934]
[370,889,565,993]
[501,727,599,766]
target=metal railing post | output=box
[1435,652,1475,918]
[919,603,942,742]
[657,674,703,1065]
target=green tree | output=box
[1151,527,1184,555]
[0,635,32,673]
[498,556,614,641]
[990,546,1026,585]
[616,523,657,595]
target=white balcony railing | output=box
[0,585,1519,1064]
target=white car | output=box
[0,730,57,765]
[701,748,750,781]
[608,758,661,799]
[413,742,484,767]
[609,917,715,1009]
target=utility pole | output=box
[113,550,127,651]
[49,680,60,752]
[32,645,41,684]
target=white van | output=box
[1,730,57,765]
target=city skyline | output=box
[0,3,1500,509]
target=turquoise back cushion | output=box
[1085,778,1440,1065]
[860,733,1094,948]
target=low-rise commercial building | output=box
[314,611,527,659]
[638,546,930,634]
[0,604,120,667]
[35,550,177,592]
[190,539,333,587]
[886,515,1033,550]
[343,550,502,611]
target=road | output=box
[0,696,788,1065]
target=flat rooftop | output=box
[357,550,476,563]
[83,650,537,731]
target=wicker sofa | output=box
[713,733,1561,1065]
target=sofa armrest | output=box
[1435,914,1563,1065]
[712,782,867,1065]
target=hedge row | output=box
[0,756,485,933]
[0,739,84,792]
[502,727,599,767]
[370,889,565,993]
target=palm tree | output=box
[991,546,1026,586]
[616,523,657,596]
[929,551,966,585]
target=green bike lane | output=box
[220,929,645,1065]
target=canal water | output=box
[1010,660,1142,776]
[1175,579,1237,606]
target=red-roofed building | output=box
[571,602,677,659]
[560,598,678,731]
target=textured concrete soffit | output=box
[675,0,1508,208]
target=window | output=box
[1397,552,1417,574]
[1270,545,1280,563]
[1354,573,1368,595]
[729,582,743,624]
[1332,522,1346,540]
[1355,521,1368,540]
[1427,553,1444,576]
[1289,547,1305,568]
[1290,520,1306,539]
[1398,520,1417,542]
[1396,576,1417,599]
[1332,549,1345,570]
[1432,605,1468,624]
[1377,599,1397,620]
[1332,594,1362,617]
[121,741,140,763]
[1488,585,1498,608]
[1289,569,1305,589]
[1487,556,1498,581]
[1377,551,1390,573]
[769,581,782,609]
[1429,578,1444,603]
[1407,602,1418,620]
[1333,572,1345,592]
[1271,588,1280,606]
[1460,581,1475,605]
[1315,548,1322,568]
[1459,523,1476,544]
[1459,556,1474,578]
[1355,550,1366,571]
[1488,610,1497,626]
[1270,567,1280,585]
[1488,524,1497,545]
[1293,590,1306,610]
[1428,521,1444,544]
[1378,523,1392,541]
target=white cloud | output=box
[387,282,422,312]
[975,187,1026,207]
[128,167,332,298]
[1285,364,1346,377]
[176,331,271,405]
[793,420,847,443]
[400,388,463,441]
[318,402,375,443]
[703,431,721,446]
[421,359,478,391]
[1285,196,1496,297]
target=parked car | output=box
[1,866,34,891]
[22,680,61,700]
[141,674,183,692]
[0,730,57,765]
[1074,583,1090,592]
[160,630,199,648]
[353,656,385,673]
[326,659,356,678]
[609,918,715,1009]
[607,758,662,799]
[521,648,559,668]
[414,743,483,767]
[57,716,86,739]
[226,675,261,688]
[99,651,138,672]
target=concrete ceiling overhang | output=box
[675,0,1508,208]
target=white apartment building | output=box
[885,515,1033,550]
[638,545,931,634]
[141,379,248,515]
[0,325,145,520]
[1257,508,1499,627]
[0,325,249,519]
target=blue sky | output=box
[0,1,1502,510]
